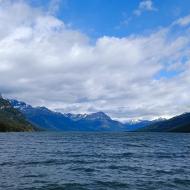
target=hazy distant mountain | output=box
[123,118,167,131]
[0,97,37,132]
[124,120,156,131]
[72,112,125,131]
[138,113,190,132]
[9,100,126,131]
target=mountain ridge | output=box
[137,112,190,132]
[9,99,190,132]
[9,99,131,131]
[0,97,38,132]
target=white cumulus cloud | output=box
[174,14,190,27]
[0,0,190,121]
[134,0,157,16]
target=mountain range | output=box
[10,99,157,132]
[9,99,190,132]
[9,99,126,131]
[138,113,190,132]
[0,97,189,132]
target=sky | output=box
[0,0,190,121]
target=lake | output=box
[0,132,190,190]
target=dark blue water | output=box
[0,132,190,190]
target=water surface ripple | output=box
[0,132,190,190]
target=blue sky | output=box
[28,0,190,38]
[0,0,190,120]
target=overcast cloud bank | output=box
[0,0,190,121]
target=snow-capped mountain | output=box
[9,99,126,131]
[10,99,169,132]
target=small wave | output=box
[95,180,130,188]
[20,183,88,190]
